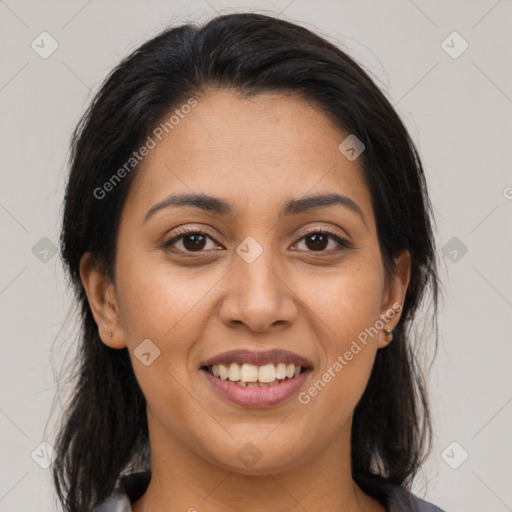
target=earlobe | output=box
[378,249,411,348]
[79,252,126,349]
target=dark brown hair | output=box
[53,12,439,511]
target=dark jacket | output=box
[94,471,446,511]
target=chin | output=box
[203,437,310,476]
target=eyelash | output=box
[163,226,352,256]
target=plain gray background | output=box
[1,1,511,510]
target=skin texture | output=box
[80,90,410,512]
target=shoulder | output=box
[93,471,151,512]
[93,489,131,512]
[385,485,446,512]
[367,479,446,512]
[360,475,446,512]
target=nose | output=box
[219,249,298,333]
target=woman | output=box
[53,12,444,512]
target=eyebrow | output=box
[143,192,367,227]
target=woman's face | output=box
[83,89,409,475]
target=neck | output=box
[132,416,383,512]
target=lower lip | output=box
[201,368,312,407]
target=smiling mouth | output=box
[201,362,309,387]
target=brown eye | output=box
[181,233,207,251]
[304,233,329,251]
[293,230,351,253]
[163,230,220,254]
[164,228,351,256]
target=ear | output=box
[378,249,410,348]
[79,252,126,349]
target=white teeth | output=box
[276,363,287,380]
[208,362,303,384]
[258,363,276,383]
[228,362,240,381]
[240,363,258,382]
[218,364,229,380]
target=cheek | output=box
[298,259,384,342]
[294,260,383,415]
[115,259,216,433]
[116,255,220,342]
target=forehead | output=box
[160,89,347,168]
[125,89,374,225]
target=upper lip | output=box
[200,349,314,369]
